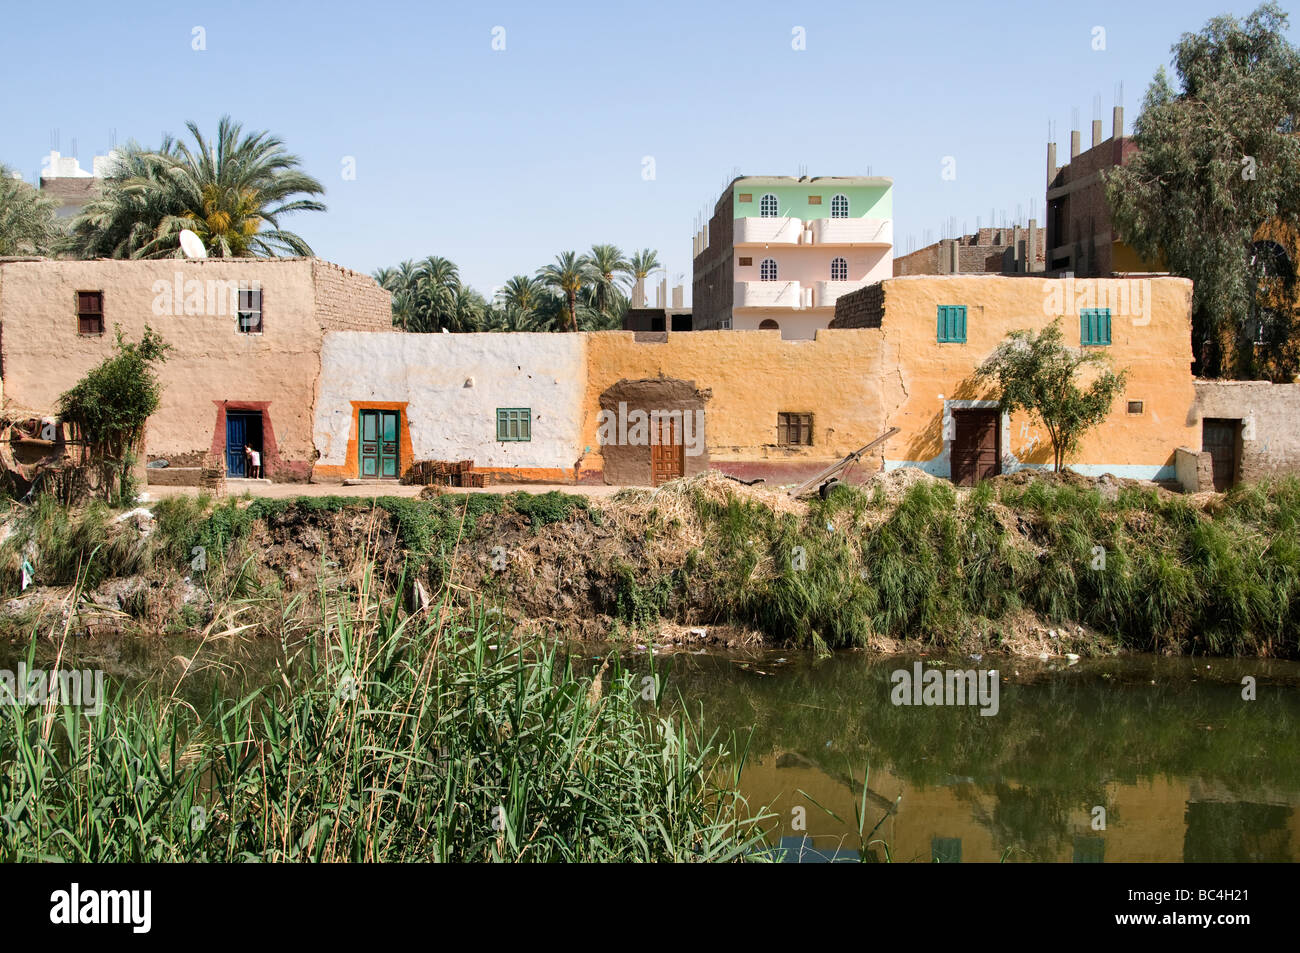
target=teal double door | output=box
[359,410,400,479]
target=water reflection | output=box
[650,650,1300,863]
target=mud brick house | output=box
[829,274,1197,483]
[1177,381,1300,491]
[312,275,1199,487]
[0,257,390,483]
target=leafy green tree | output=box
[0,166,60,256]
[58,326,171,502]
[65,116,325,259]
[975,321,1129,473]
[1106,2,1300,378]
[537,251,595,332]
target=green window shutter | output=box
[1081,308,1111,346]
[937,305,966,343]
[497,408,532,441]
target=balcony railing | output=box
[735,280,802,308]
[810,217,892,246]
[734,216,803,245]
[814,280,869,308]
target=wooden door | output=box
[952,409,1000,486]
[225,414,247,477]
[359,410,400,479]
[1202,418,1239,491]
[651,415,684,486]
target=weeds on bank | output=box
[0,567,769,862]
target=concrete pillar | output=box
[1091,119,1103,147]
[1028,219,1039,273]
[1047,142,1057,186]
[1013,225,1024,272]
[1070,129,1081,159]
[1112,105,1124,139]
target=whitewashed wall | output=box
[315,332,587,469]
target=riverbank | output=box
[1,469,1297,658]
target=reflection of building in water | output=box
[746,756,1300,863]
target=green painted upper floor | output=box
[728,176,892,221]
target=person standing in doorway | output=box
[244,443,262,478]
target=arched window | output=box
[1252,240,1294,280]
[830,257,848,281]
[760,258,778,281]
[830,194,849,218]
[759,319,780,331]
[759,194,779,218]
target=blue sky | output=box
[1,0,1293,301]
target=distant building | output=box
[1045,107,1161,276]
[38,150,116,219]
[893,224,1045,276]
[622,308,692,333]
[692,175,893,339]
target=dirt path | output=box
[143,481,627,502]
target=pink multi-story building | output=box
[692,175,893,339]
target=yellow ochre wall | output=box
[582,275,1196,483]
[873,275,1197,479]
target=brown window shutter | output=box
[738,256,752,266]
[738,193,752,203]
[808,195,822,205]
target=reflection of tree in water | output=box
[1183,801,1293,862]
[645,651,1300,858]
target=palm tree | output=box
[485,304,544,332]
[0,166,59,255]
[621,248,662,308]
[587,243,629,317]
[537,251,595,331]
[498,274,547,315]
[65,116,326,258]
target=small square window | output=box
[807,195,822,205]
[496,408,531,441]
[1127,400,1144,415]
[238,287,263,334]
[777,412,813,446]
[1081,308,1111,346]
[737,193,752,203]
[738,256,753,267]
[77,291,104,335]
[937,305,967,343]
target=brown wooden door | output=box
[651,416,684,486]
[952,409,1001,486]
[1202,418,1239,491]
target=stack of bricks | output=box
[200,460,226,497]
[403,459,488,488]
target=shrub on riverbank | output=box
[0,578,766,862]
[1,472,1297,656]
[691,475,1300,656]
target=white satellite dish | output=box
[179,229,207,259]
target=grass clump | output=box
[0,577,768,862]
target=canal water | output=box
[645,649,1300,862]
[5,637,1298,862]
